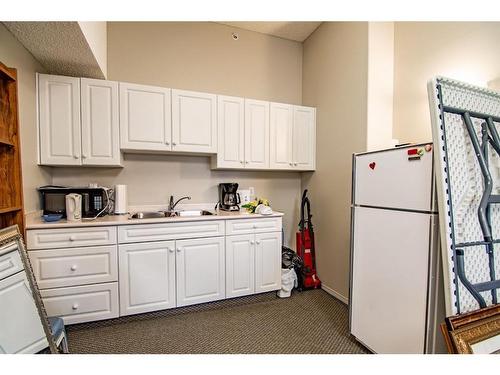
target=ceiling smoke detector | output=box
[232,32,239,41]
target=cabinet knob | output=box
[172,142,177,146]
[240,160,244,164]
[294,163,298,166]
[165,141,170,145]
[70,265,77,271]
[73,155,79,159]
[256,240,261,244]
[250,240,254,245]
[253,224,257,229]
[72,303,79,310]
[69,236,76,241]
[82,154,87,159]
[176,248,181,252]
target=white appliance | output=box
[65,193,82,221]
[349,143,446,354]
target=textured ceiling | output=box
[218,22,322,42]
[2,21,105,79]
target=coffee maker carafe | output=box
[218,183,240,211]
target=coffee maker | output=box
[218,183,241,211]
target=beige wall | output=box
[367,22,395,151]
[51,22,304,246]
[0,23,51,214]
[302,22,369,300]
[393,22,500,144]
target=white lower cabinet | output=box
[226,234,255,298]
[226,231,282,298]
[119,241,176,316]
[255,232,282,293]
[176,236,225,307]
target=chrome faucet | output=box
[168,195,191,211]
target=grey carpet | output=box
[66,289,369,354]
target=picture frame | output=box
[0,225,58,353]
[441,304,500,354]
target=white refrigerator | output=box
[349,143,446,354]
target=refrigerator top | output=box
[353,142,433,157]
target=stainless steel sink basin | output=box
[130,212,164,219]
[176,209,214,217]
[130,210,214,219]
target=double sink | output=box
[130,210,214,219]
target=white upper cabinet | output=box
[119,82,172,152]
[245,99,270,169]
[81,78,121,166]
[292,106,316,170]
[216,95,245,168]
[38,74,81,165]
[172,89,217,153]
[270,102,293,169]
[270,103,316,171]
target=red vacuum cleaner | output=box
[296,189,321,290]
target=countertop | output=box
[26,209,284,230]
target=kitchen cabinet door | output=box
[172,89,217,153]
[226,234,255,298]
[270,102,293,169]
[119,241,176,316]
[0,271,48,353]
[119,82,172,152]
[292,106,316,170]
[255,231,281,293]
[81,78,121,166]
[38,73,81,165]
[176,236,225,307]
[216,95,245,168]
[245,99,270,169]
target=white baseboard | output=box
[321,284,349,305]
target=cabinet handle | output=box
[69,236,76,241]
[172,142,177,146]
[250,240,254,245]
[240,160,244,164]
[176,248,181,252]
[72,303,79,310]
[256,240,261,244]
[294,162,298,166]
[168,248,174,253]
[73,155,79,159]
[70,265,77,271]
[165,141,170,145]
[82,154,87,159]
[289,162,293,166]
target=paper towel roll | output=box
[114,185,128,214]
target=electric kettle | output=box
[65,193,82,221]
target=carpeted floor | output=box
[66,289,369,354]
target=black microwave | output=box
[38,185,111,218]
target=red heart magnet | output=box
[369,162,376,170]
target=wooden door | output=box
[226,234,255,298]
[254,231,281,293]
[119,240,176,316]
[269,102,293,169]
[171,89,217,153]
[245,99,270,169]
[80,78,121,166]
[216,95,245,168]
[38,74,81,165]
[175,236,225,307]
[119,82,171,152]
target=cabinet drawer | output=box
[41,282,119,325]
[118,220,225,244]
[27,226,117,250]
[225,217,282,235]
[0,248,23,281]
[29,245,118,289]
